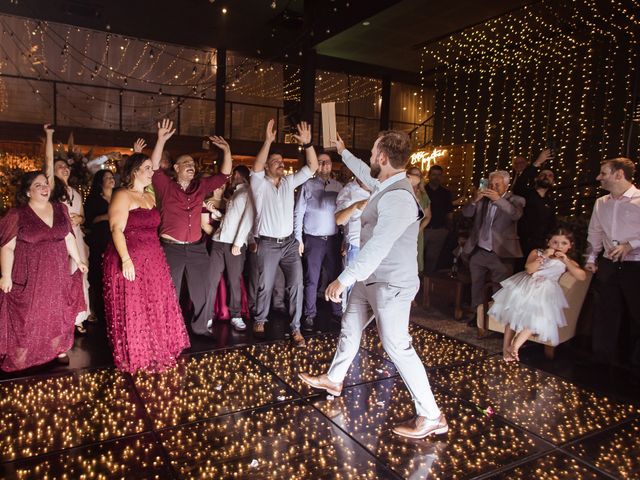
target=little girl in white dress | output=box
[488,228,587,361]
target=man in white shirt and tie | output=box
[250,120,319,347]
[298,130,446,439]
[585,157,640,371]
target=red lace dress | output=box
[102,207,189,373]
[0,203,85,372]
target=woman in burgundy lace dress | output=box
[102,153,189,373]
[0,172,87,372]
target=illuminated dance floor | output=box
[0,323,638,479]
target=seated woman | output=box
[0,171,87,371]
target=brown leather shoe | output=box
[298,372,343,396]
[292,330,306,348]
[392,414,448,439]
[253,321,265,338]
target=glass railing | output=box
[0,74,431,149]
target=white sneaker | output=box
[206,318,213,330]
[230,317,247,331]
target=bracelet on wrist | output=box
[122,257,131,263]
[302,142,313,149]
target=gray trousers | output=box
[469,248,513,308]
[327,282,440,419]
[254,237,303,331]
[423,227,449,273]
[247,251,285,314]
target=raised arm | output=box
[208,135,233,175]
[108,190,135,281]
[488,193,524,220]
[254,119,277,173]
[292,121,318,175]
[44,124,55,180]
[133,138,147,154]
[150,119,176,171]
[332,133,377,190]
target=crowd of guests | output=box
[0,120,638,378]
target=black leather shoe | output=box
[302,316,315,332]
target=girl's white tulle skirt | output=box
[488,271,568,346]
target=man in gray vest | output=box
[298,130,446,439]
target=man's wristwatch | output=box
[302,142,313,149]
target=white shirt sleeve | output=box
[341,150,378,191]
[336,185,353,211]
[86,155,109,174]
[586,198,604,264]
[233,191,255,247]
[338,190,418,287]
[291,165,313,189]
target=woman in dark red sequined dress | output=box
[0,172,87,372]
[102,153,189,373]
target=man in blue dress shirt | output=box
[294,153,343,331]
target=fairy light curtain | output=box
[422,0,639,216]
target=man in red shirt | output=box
[149,119,232,336]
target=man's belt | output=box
[259,233,294,244]
[160,237,203,245]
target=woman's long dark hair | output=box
[88,169,111,199]
[15,171,49,206]
[121,153,149,188]
[50,175,70,204]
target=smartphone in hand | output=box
[479,178,489,190]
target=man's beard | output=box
[535,178,553,189]
[370,163,381,178]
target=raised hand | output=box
[157,119,176,143]
[292,121,312,146]
[133,138,147,153]
[43,123,54,135]
[534,148,554,167]
[265,119,277,143]
[331,132,346,154]
[209,135,230,153]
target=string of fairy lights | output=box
[421,0,639,216]
[0,12,420,131]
